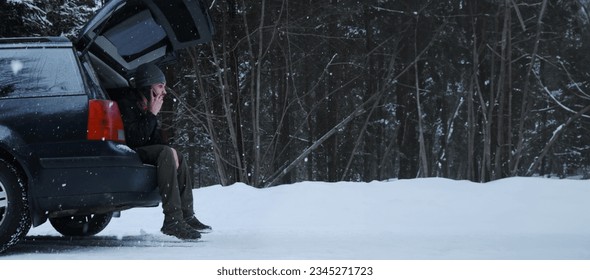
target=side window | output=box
[0,48,84,99]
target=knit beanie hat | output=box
[134,63,166,88]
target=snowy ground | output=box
[1,177,590,260]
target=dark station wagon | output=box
[0,0,213,253]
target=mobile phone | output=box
[142,90,152,102]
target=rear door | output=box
[76,0,214,86]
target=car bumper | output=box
[33,142,160,213]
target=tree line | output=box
[2,0,590,187]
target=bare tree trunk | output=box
[493,1,511,178]
[340,92,382,181]
[506,10,513,175]
[208,42,247,184]
[511,0,549,175]
[467,74,475,181]
[526,104,590,176]
[249,0,266,187]
[466,0,490,182]
[266,106,365,187]
[414,25,428,177]
[189,47,229,186]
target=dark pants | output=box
[136,145,195,223]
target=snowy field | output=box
[1,177,590,260]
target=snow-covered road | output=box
[2,177,590,260]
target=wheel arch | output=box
[0,146,29,186]
[0,127,45,227]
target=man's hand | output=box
[148,89,164,115]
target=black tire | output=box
[49,212,113,237]
[0,159,31,254]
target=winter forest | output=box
[2,0,590,188]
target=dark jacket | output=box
[118,90,165,149]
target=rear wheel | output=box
[49,212,113,237]
[0,159,31,253]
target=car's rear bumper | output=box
[36,162,159,212]
[32,141,160,215]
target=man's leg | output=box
[155,146,184,223]
[177,154,195,219]
[135,145,200,239]
[177,154,212,231]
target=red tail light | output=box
[87,99,125,143]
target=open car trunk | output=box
[76,0,214,89]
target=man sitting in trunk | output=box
[118,63,211,240]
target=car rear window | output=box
[103,9,167,61]
[0,48,84,98]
